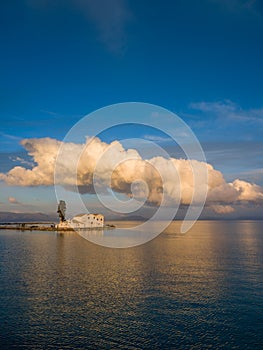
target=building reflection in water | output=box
[1,220,263,348]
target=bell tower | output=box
[57,200,66,222]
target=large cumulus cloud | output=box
[1,137,263,213]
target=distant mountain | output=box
[0,212,58,223]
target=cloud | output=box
[209,0,262,15]
[25,0,132,54]
[75,0,132,54]
[0,137,263,214]
[210,204,235,214]
[0,133,22,141]
[10,156,35,167]
[8,197,21,205]
[233,168,263,186]
[40,109,60,117]
[143,135,172,143]
[232,179,263,201]
[190,100,263,124]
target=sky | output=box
[0,0,263,219]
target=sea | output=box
[0,221,263,349]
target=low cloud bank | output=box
[1,137,262,213]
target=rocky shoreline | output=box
[0,224,115,232]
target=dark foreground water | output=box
[0,221,263,349]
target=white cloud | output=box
[143,135,171,143]
[0,132,22,141]
[232,179,263,201]
[210,204,235,214]
[190,100,263,124]
[233,168,263,185]
[10,156,35,167]
[0,137,263,214]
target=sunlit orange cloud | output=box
[0,137,262,213]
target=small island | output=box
[0,200,115,232]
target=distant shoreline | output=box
[0,223,116,232]
[0,223,66,232]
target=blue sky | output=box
[0,0,263,218]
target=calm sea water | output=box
[0,221,263,349]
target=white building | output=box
[57,213,104,230]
